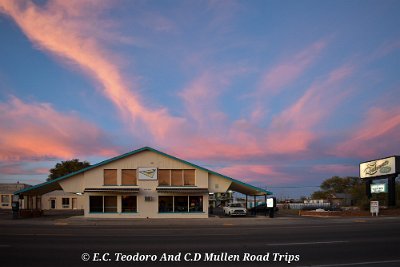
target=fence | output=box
[278,203,331,210]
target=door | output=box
[50,199,56,209]
[72,198,77,209]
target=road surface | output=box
[0,215,399,267]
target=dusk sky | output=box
[1,0,399,198]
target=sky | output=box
[0,0,399,199]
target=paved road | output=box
[1,215,400,267]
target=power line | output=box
[266,186,320,189]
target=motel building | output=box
[14,147,272,218]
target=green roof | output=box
[15,146,272,195]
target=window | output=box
[89,196,103,212]
[104,196,117,213]
[158,169,196,186]
[171,170,183,186]
[189,196,203,212]
[104,169,117,185]
[158,169,170,186]
[62,198,70,209]
[184,170,195,185]
[1,195,10,206]
[121,196,137,213]
[158,196,173,212]
[122,169,137,185]
[174,196,188,212]
[158,196,203,213]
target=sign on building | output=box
[266,198,274,208]
[371,183,387,193]
[360,156,398,179]
[138,167,158,180]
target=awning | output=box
[157,187,209,194]
[15,181,62,196]
[84,187,140,193]
[227,180,270,196]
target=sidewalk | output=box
[2,210,400,227]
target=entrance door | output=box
[72,198,77,209]
[50,199,56,209]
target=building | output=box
[41,190,85,210]
[15,147,272,218]
[0,183,32,209]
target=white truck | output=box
[223,203,247,216]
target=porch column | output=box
[264,194,267,216]
[253,195,256,216]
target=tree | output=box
[311,190,329,200]
[320,176,360,194]
[47,159,90,181]
[311,176,361,202]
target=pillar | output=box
[264,194,267,216]
[388,175,396,207]
[365,179,372,199]
[253,195,256,216]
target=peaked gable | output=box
[15,146,272,195]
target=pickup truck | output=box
[223,203,247,216]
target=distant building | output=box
[0,183,31,209]
[329,193,353,207]
[41,190,84,210]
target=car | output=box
[223,203,247,216]
[248,203,279,214]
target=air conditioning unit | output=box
[145,196,153,202]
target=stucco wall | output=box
[208,173,232,193]
[58,150,210,218]
[41,190,84,210]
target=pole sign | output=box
[371,183,387,193]
[370,201,379,216]
[360,156,398,179]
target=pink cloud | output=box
[0,162,48,175]
[262,64,354,154]
[217,164,295,185]
[0,96,117,161]
[0,0,370,183]
[333,106,400,157]
[257,40,326,95]
[312,164,358,176]
[0,0,185,143]
[179,72,228,129]
[170,63,354,161]
[372,39,400,60]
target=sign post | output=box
[360,156,399,207]
[370,201,379,216]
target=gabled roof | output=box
[15,146,272,196]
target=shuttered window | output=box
[158,169,170,186]
[104,169,117,185]
[122,169,137,185]
[184,169,195,185]
[171,170,183,186]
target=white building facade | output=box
[15,147,271,218]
